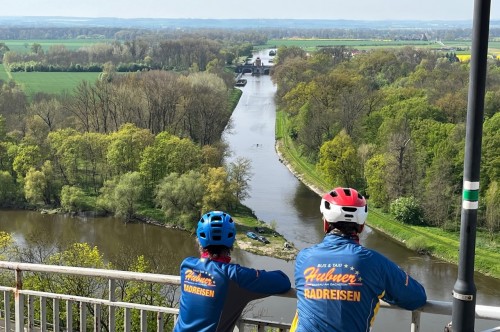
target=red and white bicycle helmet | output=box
[320,187,368,225]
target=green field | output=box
[260,38,500,56]
[0,64,10,81]
[1,39,113,53]
[7,70,100,96]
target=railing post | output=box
[40,297,47,331]
[411,311,421,332]
[157,312,164,332]
[108,279,116,331]
[53,298,59,331]
[14,269,24,332]
[140,310,147,331]
[80,301,87,331]
[124,307,131,332]
[4,292,11,332]
[66,300,73,331]
[28,295,35,331]
[94,304,101,332]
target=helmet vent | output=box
[199,232,206,239]
[345,214,354,218]
[228,232,234,238]
[329,191,338,198]
[324,201,331,209]
[343,188,351,196]
[342,207,357,212]
[212,235,221,241]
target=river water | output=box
[222,49,500,330]
[0,49,499,331]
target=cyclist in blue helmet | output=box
[174,211,291,332]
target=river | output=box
[222,49,500,330]
[0,49,499,331]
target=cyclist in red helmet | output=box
[291,188,427,332]
[174,211,291,332]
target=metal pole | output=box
[451,0,491,331]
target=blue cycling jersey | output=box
[174,256,291,332]
[291,234,427,332]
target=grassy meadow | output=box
[260,38,500,59]
[2,36,500,97]
[7,70,100,96]
[1,39,112,53]
[0,64,10,81]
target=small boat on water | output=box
[235,79,247,87]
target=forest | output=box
[0,29,260,231]
[271,45,500,232]
[0,25,499,235]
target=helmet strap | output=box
[201,251,231,264]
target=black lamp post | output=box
[451,0,491,331]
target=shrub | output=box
[390,196,425,225]
[406,236,433,255]
[60,185,90,212]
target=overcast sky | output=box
[2,0,499,21]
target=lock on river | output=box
[0,49,499,331]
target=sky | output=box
[2,0,500,21]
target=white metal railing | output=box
[0,261,498,331]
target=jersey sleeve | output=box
[381,257,427,310]
[228,264,291,295]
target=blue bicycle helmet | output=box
[196,211,236,248]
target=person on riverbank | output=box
[291,187,427,332]
[174,210,291,332]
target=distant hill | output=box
[1,16,497,30]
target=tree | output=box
[322,67,372,138]
[179,72,231,145]
[24,167,47,206]
[12,144,43,180]
[482,113,500,190]
[79,132,111,193]
[47,128,82,185]
[60,185,88,212]
[0,170,19,206]
[227,157,252,201]
[485,182,500,239]
[0,231,14,260]
[364,154,390,209]
[24,243,112,331]
[30,43,43,55]
[28,97,64,132]
[117,255,178,331]
[113,172,143,220]
[317,130,363,189]
[202,167,233,213]
[139,132,201,194]
[107,124,154,176]
[155,170,205,229]
[0,42,10,59]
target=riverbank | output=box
[275,110,500,279]
[132,203,299,261]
